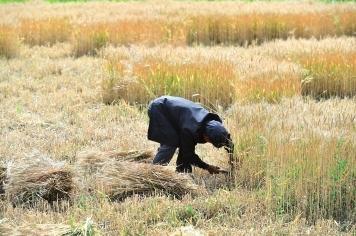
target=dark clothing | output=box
[148,96,222,172]
[152,144,200,172]
[152,144,176,165]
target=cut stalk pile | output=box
[76,149,153,174]
[4,155,74,206]
[94,160,201,200]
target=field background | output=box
[0,0,355,235]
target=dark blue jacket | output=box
[147,96,222,169]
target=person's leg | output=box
[152,144,177,165]
[176,151,192,173]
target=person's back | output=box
[148,96,221,147]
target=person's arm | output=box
[224,137,235,155]
[190,153,209,169]
[179,129,209,170]
[179,130,225,174]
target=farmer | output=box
[147,95,234,174]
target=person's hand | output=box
[224,138,234,154]
[207,165,226,174]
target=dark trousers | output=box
[153,144,192,173]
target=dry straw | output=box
[76,149,199,200]
[76,149,153,174]
[0,222,72,236]
[94,160,200,200]
[0,218,97,236]
[4,153,74,206]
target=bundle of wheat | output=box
[76,149,153,174]
[94,160,201,200]
[4,154,74,206]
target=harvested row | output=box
[0,150,199,207]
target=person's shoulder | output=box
[206,113,222,123]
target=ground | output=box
[0,1,355,235]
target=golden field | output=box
[0,1,355,235]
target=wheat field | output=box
[0,0,355,235]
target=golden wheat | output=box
[228,97,356,223]
[103,56,237,107]
[235,72,301,103]
[0,1,355,234]
[0,3,354,48]
[19,17,72,46]
[186,11,356,46]
[300,52,356,99]
[0,25,19,58]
